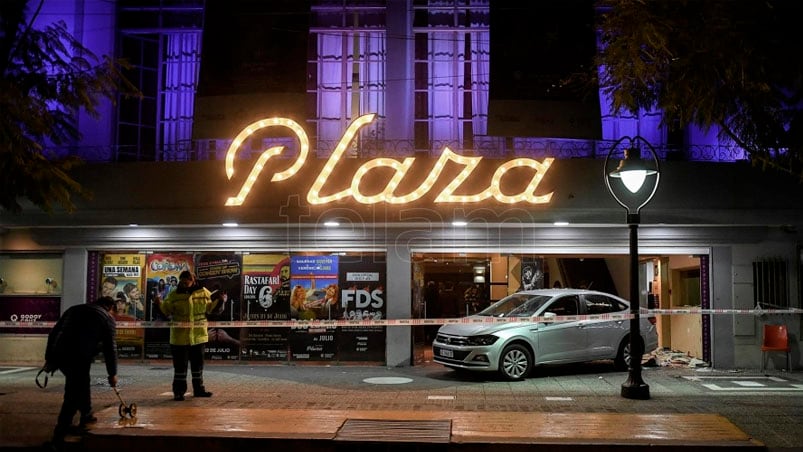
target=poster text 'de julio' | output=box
[196,253,243,360]
[290,255,338,360]
[241,254,291,361]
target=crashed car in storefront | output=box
[433,289,658,380]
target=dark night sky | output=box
[198,0,597,101]
[197,0,310,97]
[489,0,597,102]
[194,0,600,139]
[487,0,600,138]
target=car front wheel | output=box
[498,344,532,381]
[614,336,643,371]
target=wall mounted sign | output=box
[224,114,554,207]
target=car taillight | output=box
[648,316,657,325]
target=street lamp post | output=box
[604,136,660,400]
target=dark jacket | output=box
[439,288,460,318]
[45,304,118,377]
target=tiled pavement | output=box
[1,360,801,451]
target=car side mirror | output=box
[541,312,557,322]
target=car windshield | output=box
[477,293,553,318]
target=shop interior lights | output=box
[45,277,58,292]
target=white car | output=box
[432,289,658,380]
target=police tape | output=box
[1,307,801,329]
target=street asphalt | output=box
[0,359,801,451]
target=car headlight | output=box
[466,335,498,346]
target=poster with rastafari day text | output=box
[240,254,290,361]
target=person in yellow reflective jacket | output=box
[156,270,217,401]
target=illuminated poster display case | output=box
[0,253,63,334]
[93,251,387,364]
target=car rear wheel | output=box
[498,344,532,381]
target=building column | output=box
[710,245,735,369]
[384,0,413,143]
[386,242,412,366]
[62,248,88,312]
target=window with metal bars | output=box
[413,0,489,154]
[116,1,204,161]
[752,259,789,308]
[308,1,387,157]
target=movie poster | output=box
[144,253,193,320]
[520,258,545,291]
[290,255,340,320]
[240,254,291,361]
[101,253,146,358]
[102,253,146,319]
[143,253,194,359]
[242,254,291,321]
[195,253,242,360]
[288,255,338,361]
[337,256,386,362]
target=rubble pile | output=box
[648,347,709,368]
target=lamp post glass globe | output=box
[617,170,647,193]
[609,148,658,194]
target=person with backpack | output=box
[44,296,118,447]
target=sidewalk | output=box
[1,360,801,451]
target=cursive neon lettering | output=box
[223,114,553,206]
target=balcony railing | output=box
[163,136,748,163]
[46,137,747,164]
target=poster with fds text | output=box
[337,256,386,362]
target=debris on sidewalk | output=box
[650,347,710,368]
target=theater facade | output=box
[0,1,801,370]
[1,122,801,369]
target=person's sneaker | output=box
[173,394,185,401]
[78,415,98,428]
[193,390,213,397]
[44,440,64,452]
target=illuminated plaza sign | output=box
[224,114,554,206]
